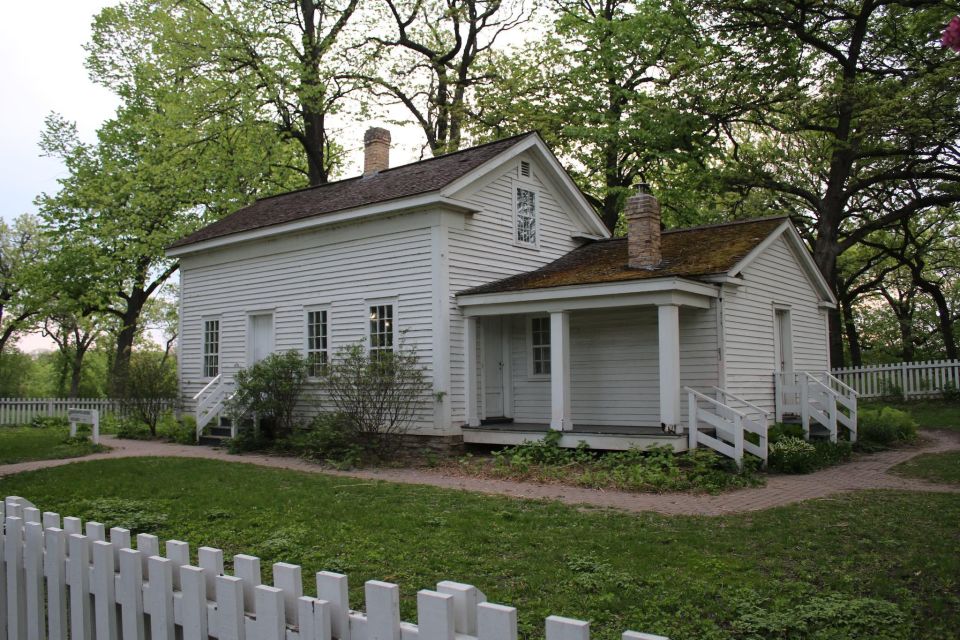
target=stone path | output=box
[1,430,958,516]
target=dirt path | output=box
[2,430,958,516]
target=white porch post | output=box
[550,310,572,431]
[658,304,681,430]
[464,316,480,427]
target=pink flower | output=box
[943,16,960,52]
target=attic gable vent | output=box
[519,160,531,178]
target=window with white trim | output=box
[203,319,219,378]
[369,304,395,355]
[530,316,551,375]
[306,309,329,376]
[515,187,537,246]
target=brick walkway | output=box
[1,430,958,516]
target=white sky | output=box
[0,1,435,352]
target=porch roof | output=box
[458,216,788,296]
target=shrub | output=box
[768,436,818,473]
[879,379,905,403]
[118,351,179,436]
[228,351,309,440]
[768,422,805,443]
[113,417,152,440]
[157,411,196,445]
[29,415,69,429]
[858,406,918,447]
[941,380,960,402]
[281,413,364,467]
[323,341,430,454]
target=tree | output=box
[477,0,721,231]
[87,0,359,186]
[696,0,960,365]
[0,215,46,354]
[364,0,527,154]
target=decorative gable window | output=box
[369,303,395,356]
[530,316,551,375]
[203,319,220,378]
[305,309,329,376]
[515,186,538,246]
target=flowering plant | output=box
[943,16,960,52]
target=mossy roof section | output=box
[169,132,535,248]
[459,216,789,296]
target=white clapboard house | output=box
[168,129,857,463]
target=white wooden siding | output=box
[504,306,718,427]
[721,234,829,414]
[179,215,443,433]
[447,155,584,424]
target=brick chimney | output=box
[625,183,661,269]
[363,127,391,175]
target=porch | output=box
[457,279,723,451]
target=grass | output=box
[0,426,107,464]
[863,400,960,431]
[892,451,960,485]
[1,457,958,640]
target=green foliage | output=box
[0,425,106,464]
[119,350,179,434]
[74,497,169,534]
[768,422,805,443]
[157,411,196,445]
[4,458,959,639]
[858,407,919,448]
[280,413,364,467]
[941,381,960,403]
[29,415,69,430]
[229,351,309,440]
[768,437,852,474]
[323,341,430,454]
[481,437,761,494]
[893,451,960,485]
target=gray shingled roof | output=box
[170,132,535,248]
[458,216,789,296]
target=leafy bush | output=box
[112,416,152,440]
[228,351,309,440]
[157,411,196,444]
[768,436,818,473]
[879,379,905,403]
[281,413,363,466]
[768,422,805,443]
[118,350,179,435]
[323,341,429,454]
[940,380,960,402]
[29,415,69,429]
[858,406,918,448]
[483,436,761,493]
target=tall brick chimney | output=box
[625,183,661,269]
[363,127,391,175]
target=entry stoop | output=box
[199,417,234,447]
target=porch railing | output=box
[685,387,768,468]
[775,371,857,443]
[192,375,234,438]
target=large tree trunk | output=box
[841,296,862,367]
[109,289,147,395]
[812,217,845,367]
[919,282,957,360]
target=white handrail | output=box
[821,371,859,397]
[192,374,222,401]
[710,387,769,417]
[685,387,748,418]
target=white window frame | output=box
[202,317,221,379]
[526,314,551,380]
[512,180,540,249]
[367,298,398,356]
[304,305,331,377]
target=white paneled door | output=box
[483,318,505,418]
[248,313,274,365]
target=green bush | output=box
[768,436,819,473]
[113,417,152,440]
[29,415,69,429]
[228,351,309,441]
[768,422,805,443]
[157,411,196,444]
[280,413,364,467]
[858,407,918,447]
[942,380,960,402]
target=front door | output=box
[483,318,506,418]
[248,313,274,365]
[774,309,793,372]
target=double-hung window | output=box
[203,319,220,378]
[369,304,395,356]
[530,316,551,376]
[515,186,538,246]
[305,309,329,376]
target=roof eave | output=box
[166,193,481,258]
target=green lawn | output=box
[1,458,957,640]
[0,426,106,464]
[863,400,960,431]
[892,451,960,485]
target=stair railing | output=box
[686,387,771,469]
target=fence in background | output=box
[1,496,669,640]
[830,359,960,399]
[0,398,177,426]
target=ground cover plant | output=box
[892,451,960,485]
[861,400,960,432]
[455,431,762,494]
[0,419,107,464]
[0,457,956,640]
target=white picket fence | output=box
[0,496,669,640]
[0,398,177,426]
[830,359,960,399]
